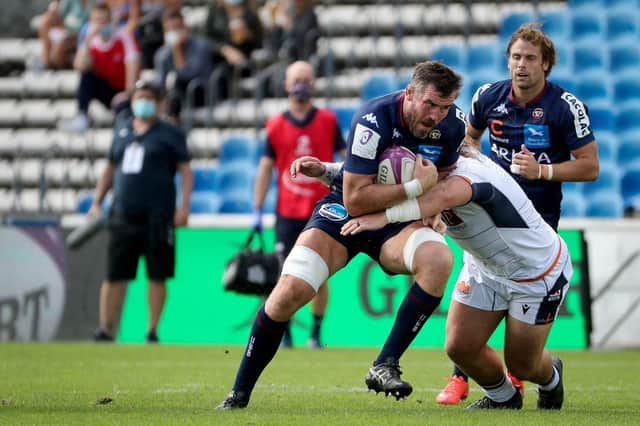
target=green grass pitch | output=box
[1,343,639,425]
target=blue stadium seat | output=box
[604,0,639,8]
[219,135,256,166]
[190,192,221,214]
[466,42,502,76]
[576,74,613,104]
[548,73,577,94]
[595,131,617,163]
[361,74,397,101]
[499,12,534,42]
[583,164,621,196]
[561,191,587,217]
[219,194,253,213]
[553,44,573,76]
[76,192,93,214]
[608,42,640,76]
[563,181,584,196]
[192,166,217,192]
[615,106,640,134]
[263,189,277,214]
[613,76,640,107]
[571,11,606,42]
[606,11,640,43]
[332,106,357,135]
[540,10,572,42]
[588,104,616,132]
[217,164,255,197]
[573,43,608,75]
[586,192,624,217]
[569,0,605,9]
[617,134,640,169]
[430,44,466,71]
[621,164,640,206]
[253,136,266,165]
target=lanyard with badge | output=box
[121,139,145,174]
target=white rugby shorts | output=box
[451,238,573,325]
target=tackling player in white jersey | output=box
[341,144,569,410]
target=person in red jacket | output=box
[252,60,346,349]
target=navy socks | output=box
[374,283,441,365]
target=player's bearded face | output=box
[405,85,454,139]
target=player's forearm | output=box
[178,165,193,210]
[253,161,272,209]
[546,157,599,182]
[344,182,410,217]
[93,166,114,205]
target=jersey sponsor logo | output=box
[532,107,544,120]
[524,124,551,148]
[361,112,379,128]
[490,134,509,143]
[318,203,349,221]
[417,144,442,161]
[490,119,504,135]
[561,92,591,138]
[491,144,552,163]
[351,123,380,159]
[392,128,402,139]
[455,108,465,123]
[455,280,471,294]
[493,103,508,115]
[522,303,531,315]
[429,129,441,140]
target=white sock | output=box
[539,366,559,391]
[482,375,517,403]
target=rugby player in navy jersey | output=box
[436,23,599,405]
[218,61,465,409]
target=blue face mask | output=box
[100,24,112,39]
[132,99,157,119]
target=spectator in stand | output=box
[59,2,141,132]
[262,0,318,62]
[134,0,184,69]
[90,79,193,343]
[36,0,91,70]
[201,0,263,99]
[252,60,346,348]
[155,8,213,124]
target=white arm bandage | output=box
[318,161,343,186]
[385,198,422,223]
[403,179,424,199]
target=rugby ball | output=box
[377,145,416,184]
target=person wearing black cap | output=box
[89,78,193,343]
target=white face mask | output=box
[164,30,180,46]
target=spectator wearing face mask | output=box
[59,2,141,132]
[154,8,213,124]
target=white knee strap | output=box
[281,245,329,292]
[403,227,446,273]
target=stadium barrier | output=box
[1,216,638,348]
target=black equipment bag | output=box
[222,229,282,295]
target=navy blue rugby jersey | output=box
[468,80,596,228]
[331,91,465,193]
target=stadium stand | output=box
[0,0,636,219]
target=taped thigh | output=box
[281,245,329,292]
[402,227,446,273]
